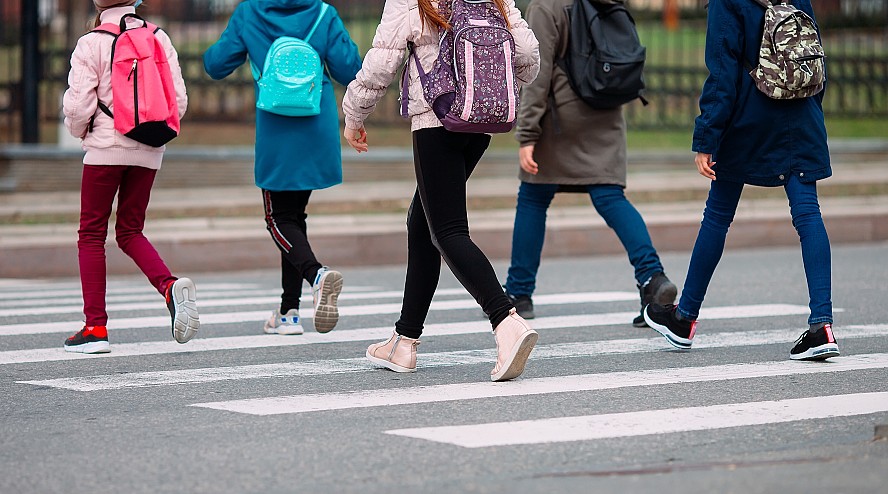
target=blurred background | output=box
[0,0,886,149]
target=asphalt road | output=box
[1,243,887,494]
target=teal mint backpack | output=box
[250,3,328,117]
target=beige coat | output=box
[514,0,626,186]
[63,6,187,169]
[342,0,540,132]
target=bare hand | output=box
[344,126,368,153]
[695,152,716,180]
[519,144,538,175]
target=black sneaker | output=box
[790,323,840,361]
[165,278,200,344]
[505,288,534,319]
[633,272,678,328]
[63,325,110,354]
[643,304,695,349]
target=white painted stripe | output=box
[0,290,278,308]
[190,355,888,416]
[0,291,639,335]
[20,325,888,390]
[0,287,459,309]
[0,279,75,288]
[0,304,820,365]
[0,283,258,301]
[385,392,888,448]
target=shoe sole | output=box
[632,315,649,328]
[170,278,200,344]
[790,343,840,361]
[64,341,110,354]
[366,349,416,373]
[643,308,692,350]
[314,271,343,334]
[263,326,304,335]
[491,329,539,382]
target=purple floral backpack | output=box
[400,0,519,133]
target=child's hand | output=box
[519,144,538,175]
[344,126,368,153]
[695,152,716,180]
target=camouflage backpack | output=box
[748,0,825,99]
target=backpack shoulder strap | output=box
[92,22,120,37]
[118,13,148,32]
[304,3,329,44]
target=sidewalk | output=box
[1,143,887,278]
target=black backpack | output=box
[557,0,648,109]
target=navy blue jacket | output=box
[692,0,831,187]
[204,0,361,191]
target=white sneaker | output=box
[165,277,199,344]
[263,309,304,335]
[312,267,343,333]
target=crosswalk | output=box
[2,276,886,451]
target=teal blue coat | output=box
[203,0,361,191]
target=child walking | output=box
[342,0,542,381]
[644,0,839,361]
[507,0,676,325]
[62,0,198,353]
[203,0,361,335]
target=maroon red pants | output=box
[78,165,175,326]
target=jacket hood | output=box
[255,0,319,11]
[246,0,324,41]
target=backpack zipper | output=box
[131,60,139,126]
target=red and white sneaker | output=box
[64,325,110,354]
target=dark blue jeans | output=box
[506,182,664,297]
[677,175,832,325]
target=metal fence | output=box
[1,0,887,143]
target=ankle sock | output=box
[809,322,827,332]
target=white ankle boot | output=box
[366,332,420,373]
[491,308,538,382]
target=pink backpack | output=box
[92,14,179,147]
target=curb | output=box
[2,197,886,278]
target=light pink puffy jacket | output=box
[63,6,187,170]
[342,0,540,132]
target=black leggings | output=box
[262,189,322,312]
[395,127,513,339]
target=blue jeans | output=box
[677,176,832,325]
[506,182,664,296]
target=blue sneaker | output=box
[312,267,343,333]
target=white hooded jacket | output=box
[63,6,187,169]
[342,0,540,132]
